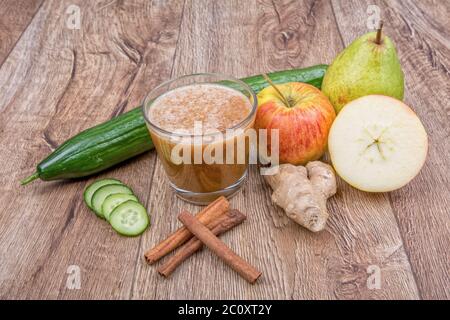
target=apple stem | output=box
[375,20,384,44]
[262,73,291,108]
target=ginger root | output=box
[264,161,336,232]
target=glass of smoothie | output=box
[142,73,257,205]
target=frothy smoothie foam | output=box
[148,84,252,134]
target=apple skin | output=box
[255,82,336,165]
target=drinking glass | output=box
[142,73,257,205]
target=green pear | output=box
[322,24,404,113]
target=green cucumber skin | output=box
[241,64,327,93]
[37,108,151,180]
[34,65,327,181]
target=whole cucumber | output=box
[21,65,327,185]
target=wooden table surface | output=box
[0,0,448,300]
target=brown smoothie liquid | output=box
[147,84,254,200]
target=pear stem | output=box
[262,73,291,108]
[375,20,384,44]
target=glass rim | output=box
[142,72,258,138]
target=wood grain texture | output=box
[0,0,448,299]
[331,0,450,300]
[0,0,43,66]
[0,0,184,299]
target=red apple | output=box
[255,82,336,165]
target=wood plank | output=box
[0,0,184,299]
[331,0,450,300]
[132,0,418,299]
[0,0,43,66]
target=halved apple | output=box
[328,95,428,192]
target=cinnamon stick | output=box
[178,211,262,284]
[158,209,247,277]
[144,196,229,264]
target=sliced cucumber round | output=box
[84,178,122,209]
[102,193,139,221]
[109,200,149,236]
[91,184,133,218]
